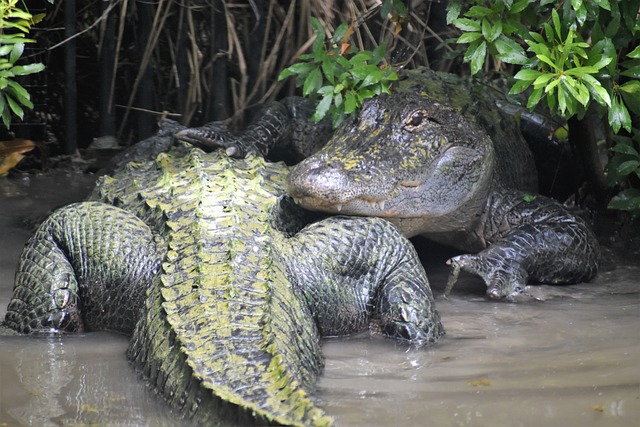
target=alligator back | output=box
[91,146,331,426]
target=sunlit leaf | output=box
[468,40,487,75]
[457,32,483,44]
[9,43,24,64]
[452,18,482,32]
[514,68,543,80]
[446,0,462,24]
[628,45,640,59]
[494,35,527,64]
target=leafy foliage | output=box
[278,17,398,128]
[448,0,639,128]
[607,130,640,212]
[0,0,50,129]
[447,0,640,214]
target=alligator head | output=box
[286,92,497,237]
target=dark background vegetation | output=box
[11,0,459,151]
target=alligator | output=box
[178,68,600,300]
[2,120,443,426]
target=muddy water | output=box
[0,171,638,427]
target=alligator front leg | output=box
[176,98,332,162]
[446,190,599,300]
[3,202,164,334]
[285,216,444,344]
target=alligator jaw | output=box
[291,195,390,215]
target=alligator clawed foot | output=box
[446,254,528,301]
[174,122,242,154]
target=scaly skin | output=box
[2,126,443,426]
[179,68,599,300]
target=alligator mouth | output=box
[291,195,393,216]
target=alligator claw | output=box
[174,122,234,152]
[447,253,528,300]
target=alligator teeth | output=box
[336,204,343,212]
[293,198,301,205]
[368,200,386,210]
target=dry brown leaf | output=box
[0,139,36,175]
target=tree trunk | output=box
[98,0,117,138]
[63,0,77,154]
[568,114,609,208]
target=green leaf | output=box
[494,35,527,64]
[581,74,611,107]
[532,73,554,88]
[562,78,590,107]
[609,95,632,133]
[514,68,543,81]
[6,94,24,119]
[446,0,462,24]
[620,65,640,79]
[344,91,358,114]
[551,8,562,39]
[332,23,350,44]
[0,45,13,56]
[510,0,531,13]
[457,32,483,44]
[545,76,561,92]
[610,143,639,156]
[620,90,640,116]
[310,17,326,55]
[321,58,336,84]
[592,0,611,10]
[619,81,640,94]
[303,67,322,96]
[508,79,533,94]
[7,6,34,18]
[527,87,544,109]
[6,80,31,106]
[11,63,45,76]
[317,85,334,96]
[278,62,315,80]
[628,45,640,59]
[9,43,24,65]
[333,92,343,108]
[452,18,481,32]
[564,65,600,76]
[466,5,494,18]
[467,40,487,75]
[0,94,10,128]
[312,93,333,122]
[361,68,385,88]
[617,160,640,176]
[536,54,557,70]
[557,83,568,113]
[489,19,502,42]
[608,188,640,211]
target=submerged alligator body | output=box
[180,68,599,299]
[2,122,443,426]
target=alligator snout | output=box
[286,158,356,204]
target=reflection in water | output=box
[0,167,638,427]
[0,334,189,426]
[8,337,72,426]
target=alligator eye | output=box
[407,111,425,127]
[404,109,437,131]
